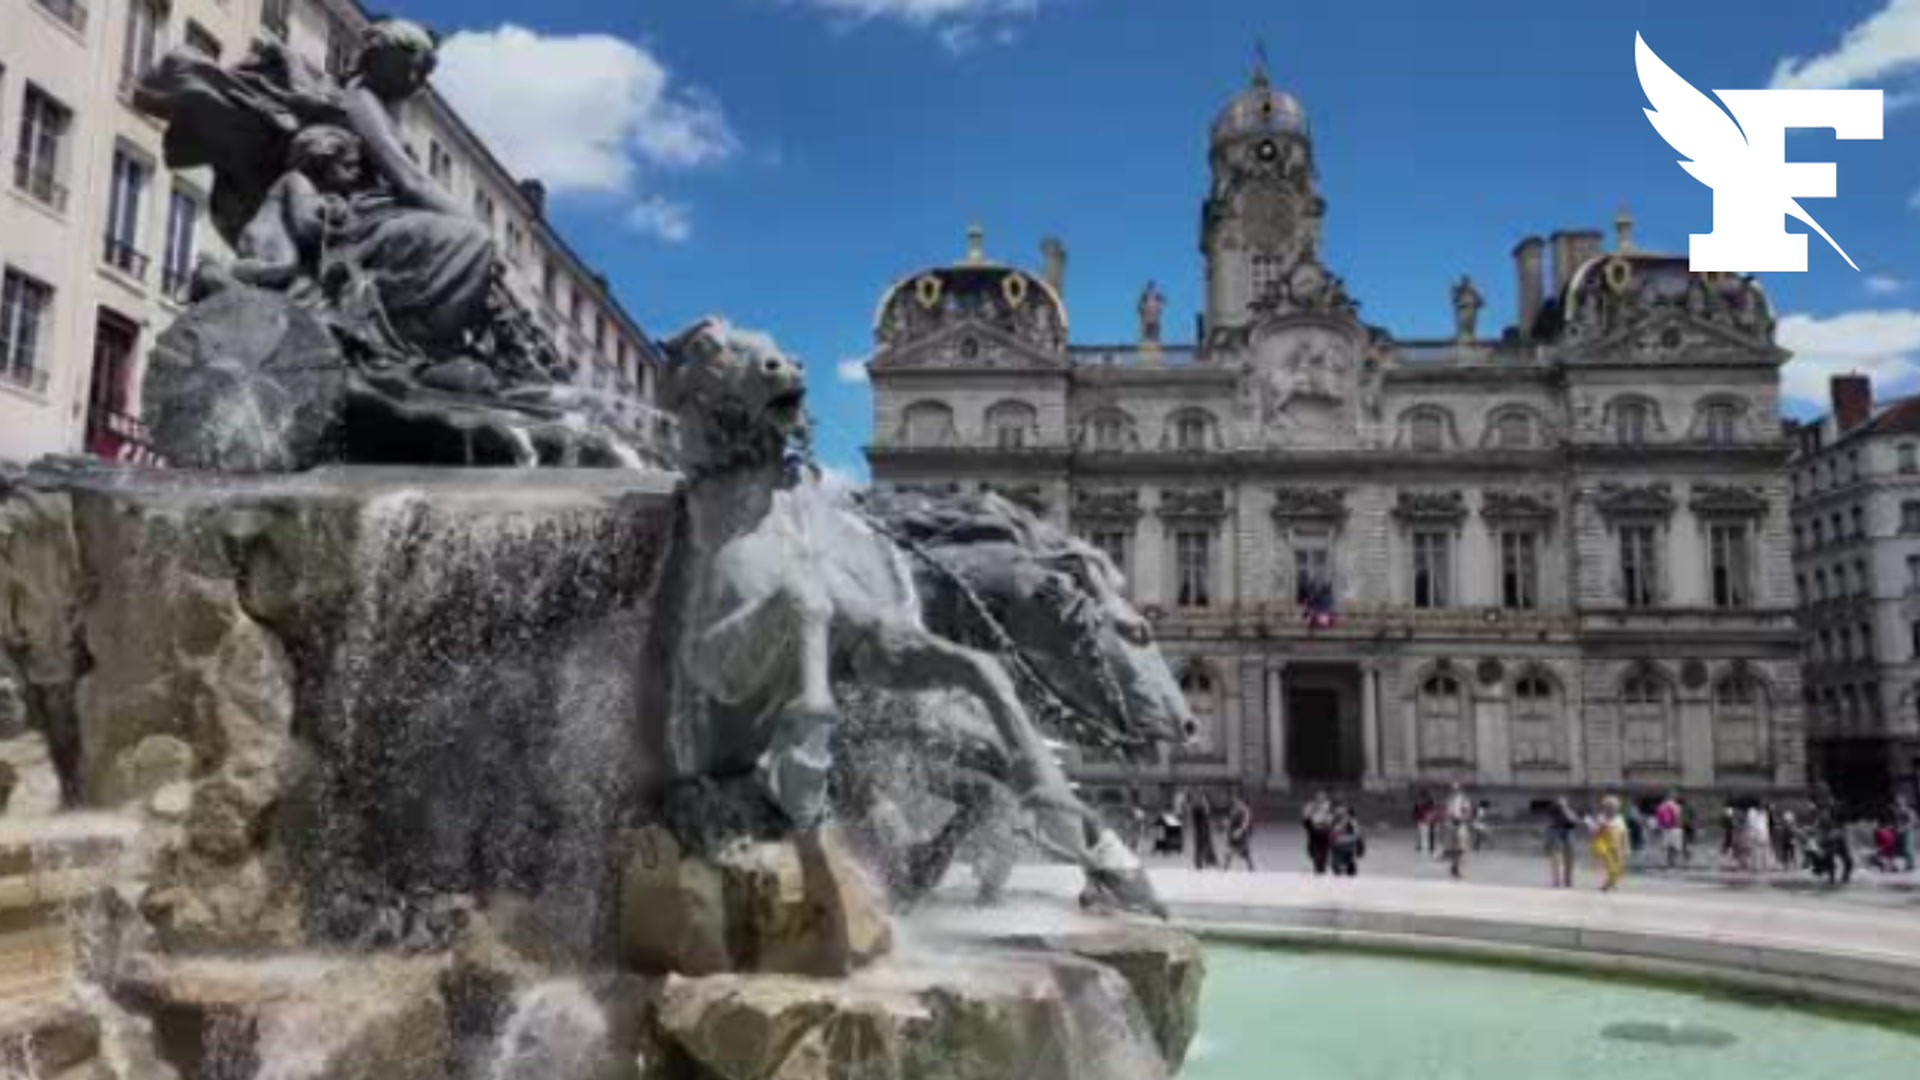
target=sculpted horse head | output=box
[659,317,809,476]
[869,491,1190,760]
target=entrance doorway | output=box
[1287,665,1364,784]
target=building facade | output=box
[0,0,670,466]
[1790,377,1920,805]
[865,63,1806,803]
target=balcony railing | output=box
[85,407,165,466]
[33,0,87,32]
[13,157,69,212]
[102,236,151,281]
[160,264,194,302]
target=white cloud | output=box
[836,356,871,383]
[436,25,735,237]
[627,196,693,243]
[1867,274,1909,295]
[1779,308,1920,406]
[779,0,1042,47]
[1771,0,1920,89]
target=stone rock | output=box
[102,735,196,808]
[140,850,304,953]
[651,946,1172,1080]
[0,732,63,818]
[998,925,1206,1069]
[0,996,103,1077]
[117,954,451,1080]
[619,826,892,978]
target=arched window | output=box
[1083,408,1136,452]
[900,401,957,447]
[1168,409,1215,452]
[985,400,1038,450]
[1178,664,1220,757]
[1612,398,1655,447]
[1713,673,1768,771]
[1698,399,1743,446]
[1418,673,1470,765]
[1510,672,1564,768]
[1619,669,1674,768]
[1403,407,1452,452]
[1491,409,1536,450]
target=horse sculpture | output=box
[656,319,1165,915]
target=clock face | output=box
[1257,140,1280,163]
[1241,188,1296,250]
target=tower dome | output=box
[1211,63,1308,145]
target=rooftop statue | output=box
[133,20,651,471]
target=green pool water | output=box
[1187,945,1920,1080]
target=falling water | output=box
[485,981,615,1080]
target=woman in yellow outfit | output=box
[1589,795,1629,892]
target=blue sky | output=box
[414,0,1920,477]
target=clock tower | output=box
[1200,56,1335,344]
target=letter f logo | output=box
[1636,33,1882,272]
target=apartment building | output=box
[0,0,671,466]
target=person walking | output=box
[1412,789,1437,856]
[1545,796,1580,888]
[1589,795,1629,892]
[1191,791,1219,870]
[1303,790,1336,875]
[1893,795,1917,873]
[1226,791,1256,871]
[1812,791,1853,885]
[1443,783,1474,880]
[1654,792,1685,869]
[1330,802,1365,877]
[1747,803,1774,873]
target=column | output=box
[1266,662,1288,791]
[1362,663,1382,789]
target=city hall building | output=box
[862,62,1807,803]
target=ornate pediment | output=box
[1270,487,1348,522]
[1157,488,1229,519]
[1560,257,1782,363]
[1593,482,1676,518]
[1392,490,1467,524]
[1481,490,1557,525]
[873,319,1065,373]
[1073,488,1143,521]
[1689,483,1770,518]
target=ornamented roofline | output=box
[1480,490,1557,523]
[1689,483,1770,518]
[1392,490,1468,524]
[1073,489,1144,521]
[1592,482,1676,517]
[1156,488,1230,519]
[1270,487,1348,521]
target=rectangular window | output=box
[1908,554,1920,590]
[1175,530,1211,609]
[1902,445,1918,474]
[428,140,454,188]
[1251,255,1284,302]
[1911,621,1920,660]
[34,0,88,34]
[1709,523,1753,609]
[161,186,199,300]
[505,220,525,264]
[1616,403,1650,447]
[473,188,496,230]
[1620,525,1659,609]
[15,84,73,211]
[542,261,559,307]
[1293,533,1333,605]
[104,149,151,280]
[121,0,165,88]
[184,21,222,60]
[1903,502,1920,534]
[1499,530,1539,610]
[260,0,290,41]
[1088,530,1130,581]
[0,268,54,392]
[1175,415,1208,451]
[1411,530,1451,609]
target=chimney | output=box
[1040,237,1067,295]
[518,179,547,217]
[1548,231,1576,296]
[1832,374,1874,431]
[1513,236,1545,338]
[1614,203,1636,252]
[1567,229,1605,277]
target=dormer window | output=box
[1702,402,1739,445]
[1616,400,1651,447]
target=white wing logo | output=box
[1636,32,1880,273]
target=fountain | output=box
[0,32,1204,1077]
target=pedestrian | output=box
[1471,800,1494,851]
[1812,790,1853,885]
[1746,803,1774,873]
[1779,809,1801,869]
[1873,820,1901,873]
[1589,795,1629,892]
[1721,804,1738,861]
[1443,783,1473,880]
[1226,790,1256,871]
[1654,791,1685,869]
[1680,797,1699,862]
[1545,796,1580,888]
[1303,790,1336,875]
[1330,802,1364,877]
[1412,789,1437,855]
[1191,791,1218,870]
[1893,795,1917,872]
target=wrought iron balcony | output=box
[85,407,164,465]
[12,157,69,212]
[102,236,151,281]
